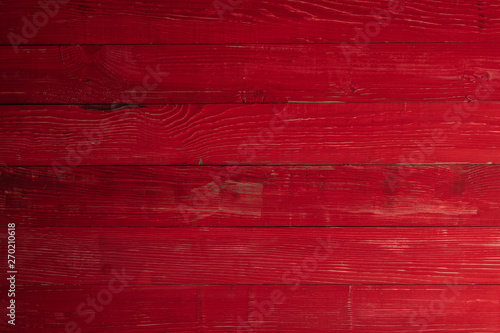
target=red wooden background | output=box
[2,0,500,332]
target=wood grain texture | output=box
[5,285,499,332]
[2,102,500,166]
[1,0,500,44]
[3,165,500,227]
[8,227,500,285]
[1,44,500,104]
[4,0,500,331]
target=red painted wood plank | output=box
[1,0,499,45]
[7,284,499,332]
[1,44,499,104]
[8,227,500,285]
[4,285,200,332]
[1,103,500,166]
[3,165,500,227]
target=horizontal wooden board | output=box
[1,0,500,45]
[2,103,500,166]
[6,227,500,285]
[3,165,500,227]
[5,284,499,332]
[1,44,500,104]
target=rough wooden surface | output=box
[3,0,500,331]
[3,165,500,227]
[1,44,500,104]
[8,227,500,285]
[4,285,498,332]
[2,102,500,166]
[1,0,499,44]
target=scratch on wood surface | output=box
[81,104,144,111]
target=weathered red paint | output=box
[0,102,499,166]
[1,0,499,45]
[0,44,499,104]
[2,0,500,331]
